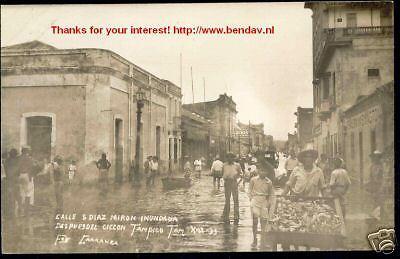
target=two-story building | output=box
[181,107,213,164]
[182,93,237,160]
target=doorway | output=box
[156,126,161,159]
[26,116,52,162]
[115,118,123,183]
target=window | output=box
[174,138,178,162]
[370,129,376,153]
[174,100,178,117]
[322,76,330,100]
[332,72,336,105]
[333,133,338,155]
[169,97,172,121]
[351,132,355,159]
[156,126,161,159]
[346,13,357,28]
[380,7,392,26]
[368,69,380,77]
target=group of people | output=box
[210,152,275,247]
[218,146,390,248]
[1,146,81,218]
[201,147,354,248]
[183,156,207,179]
[0,146,119,219]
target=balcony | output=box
[173,116,181,130]
[314,26,393,74]
[317,99,331,121]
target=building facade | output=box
[182,93,237,159]
[1,41,182,181]
[305,2,394,183]
[181,107,213,164]
[294,107,313,151]
[164,80,183,173]
[265,135,275,151]
[232,123,250,156]
[343,81,393,185]
[237,122,266,153]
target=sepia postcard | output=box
[0,2,395,254]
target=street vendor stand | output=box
[264,195,347,251]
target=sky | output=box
[1,3,313,140]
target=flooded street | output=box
[2,157,375,253]
[2,171,269,253]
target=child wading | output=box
[248,161,275,248]
[68,160,77,185]
[183,157,192,179]
[329,157,351,218]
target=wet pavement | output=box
[2,163,379,253]
[2,171,268,253]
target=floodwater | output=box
[2,171,265,253]
[2,155,376,253]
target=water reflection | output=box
[3,173,258,253]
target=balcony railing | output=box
[342,26,393,36]
[313,124,321,136]
[314,26,393,73]
[320,99,330,112]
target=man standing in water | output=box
[96,153,111,190]
[222,152,243,224]
[210,155,223,190]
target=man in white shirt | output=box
[285,150,299,178]
[149,156,158,186]
[211,155,223,189]
[194,158,202,178]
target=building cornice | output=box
[1,46,180,98]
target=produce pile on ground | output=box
[269,197,343,234]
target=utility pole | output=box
[133,89,145,186]
[228,108,231,152]
[180,53,182,88]
[191,67,194,104]
[203,77,206,117]
[238,131,241,156]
